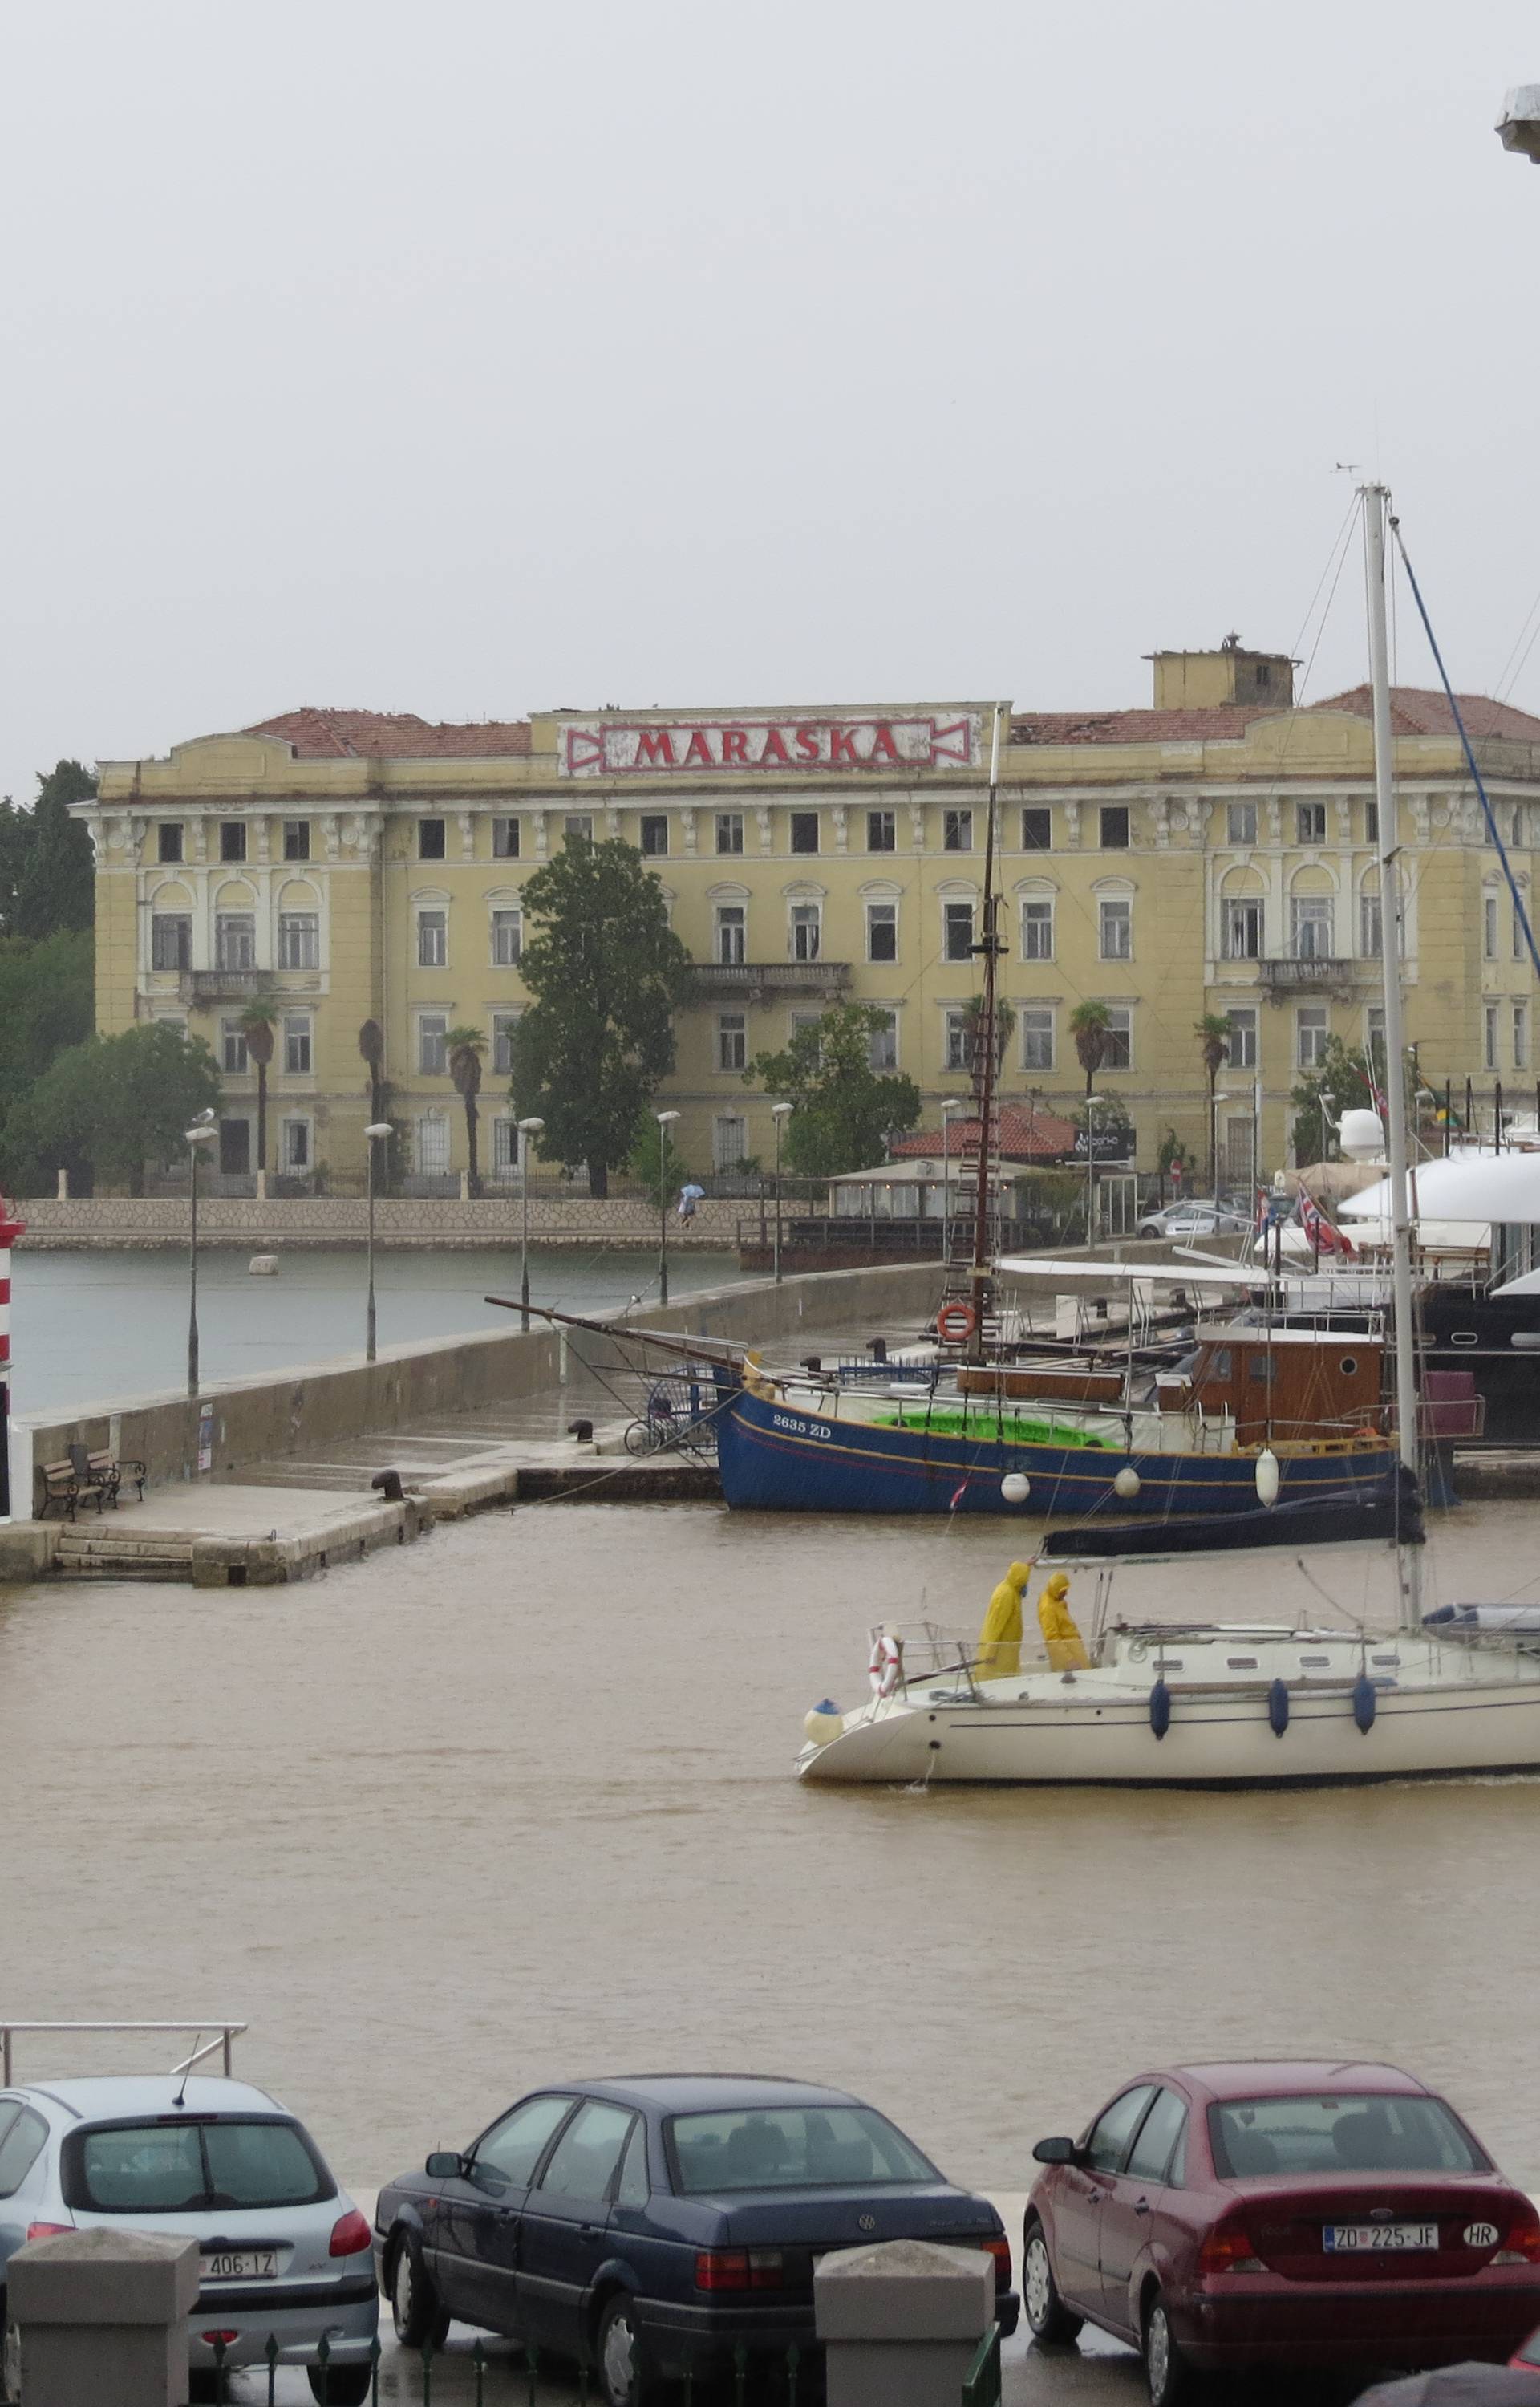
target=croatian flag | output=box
[1299,1185,1355,1256]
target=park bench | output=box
[36,1444,148,1520]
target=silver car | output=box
[0,2073,376,2403]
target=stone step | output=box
[55,1530,195,1557]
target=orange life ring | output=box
[936,1301,977,1346]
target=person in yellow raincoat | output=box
[1037,1569,1090,1671]
[975,1561,1031,1681]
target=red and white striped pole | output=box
[0,1196,26,1521]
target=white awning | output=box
[1341,1150,1540,1226]
[994,1256,1267,1288]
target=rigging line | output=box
[1392,518,1540,989]
[1496,577,1540,701]
[1497,607,1540,710]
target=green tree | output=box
[1290,1033,1375,1165]
[1194,1012,1232,1187]
[0,801,33,934]
[0,929,94,1131]
[2,1023,220,1195]
[12,761,97,940]
[358,1018,386,1126]
[1069,999,1112,1104]
[508,838,691,1197]
[237,998,278,1172]
[446,1025,486,1195]
[744,1002,921,1177]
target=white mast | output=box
[1362,485,1420,1485]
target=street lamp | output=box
[939,1098,964,1264]
[1209,1091,1235,1204]
[517,1115,545,1331]
[1497,86,1540,162]
[1083,1094,1105,1250]
[363,1121,393,1362]
[656,1110,681,1305]
[771,1102,794,1285]
[184,1111,218,1398]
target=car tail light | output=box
[1198,2220,1265,2276]
[25,2222,71,2243]
[201,2331,239,2347]
[694,2249,784,2291]
[1495,2206,1540,2266]
[329,2209,372,2257]
[983,2237,1011,2289]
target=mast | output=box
[1362,486,1421,1498]
[966,704,1006,1362]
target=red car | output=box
[1023,2061,1540,2406]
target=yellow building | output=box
[81,650,1540,1190]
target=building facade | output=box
[81,648,1540,1190]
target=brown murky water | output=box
[4,1495,1540,2208]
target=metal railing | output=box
[0,2020,245,2086]
[1257,956,1355,994]
[689,961,851,997]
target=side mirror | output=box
[425,2150,464,2179]
[1031,2136,1078,2165]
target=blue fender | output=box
[1268,1678,1290,1738]
[1149,1678,1172,1739]
[1352,1674,1377,1734]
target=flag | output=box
[1299,1184,1355,1256]
[950,1480,969,1512]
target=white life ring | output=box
[868,1630,904,1699]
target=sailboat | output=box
[797,486,1540,1788]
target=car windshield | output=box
[1208,2094,1487,2179]
[66,2118,332,2213]
[668,2105,938,2192]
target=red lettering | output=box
[796,725,821,761]
[634,729,676,767]
[719,729,748,765]
[829,727,859,764]
[683,729,714,767]
[758,726,791,765]
[868,723,901,763]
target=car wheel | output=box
[1143,2287,1198,2407]
[596,2291,641,2407]
[1022,2220,1083,2344]
[390,2233,450,2351]
[308,2366,372,2406]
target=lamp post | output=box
[939,1098,964,1264]
[184,1112,218,1398]
[656,1110,681,1305]
[1084,1094,1104,1249]
[363,1120,393,1362]
[771,1102,794,1284]
[1208,1093,1234,1205]
[517,1116,545,1331]
[1497,87,1540,161]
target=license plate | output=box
[201,2250,278,2280]
[1323,2223,1438,2252]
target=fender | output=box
[584,2247,652,2322]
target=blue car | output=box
[373,2073,1017,2405]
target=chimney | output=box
[1145,635,1295,711]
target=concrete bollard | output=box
[55,1168,68,1200]
[8,2226,201,2407]
[814,2235,991,2407]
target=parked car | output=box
[1135,1199,1253,1241]
[375,2073,1018,2405]
[0,2074,376,2405]
[1023,2061,1540,2407]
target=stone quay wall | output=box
[13,1194,785,1252]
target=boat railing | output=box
[873,1621,1054,1687]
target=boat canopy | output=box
[993,1255,1264,1287]
[1342,1150,1540,1225]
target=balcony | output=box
[178,968,324,1005]
[1258,956,1355,1001]
[690,960,852,1001]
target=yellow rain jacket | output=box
[1038,1570,1090,1671]
[975,1561,1031,1682]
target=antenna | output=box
[172,2034,201,2108]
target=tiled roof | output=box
[1011,688,1540,748]
[1304,686,1540,741]
[246,707,533,759]
[890,1106,1080,1164]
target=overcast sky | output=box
[3,0,1537,802]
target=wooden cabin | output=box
[1156,1325,1386,1447]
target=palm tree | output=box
[1068,1000,1112,1104]
[358,1018,385,1126]
[446,1025,487,1195]
[1195,1013,1232,1191]
[237,999,278,1173]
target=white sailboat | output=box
[796,486,1540,1790]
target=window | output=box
[564,814,593,842]
[1485,1003,1499,1071]
[1103,1007,1132,1070]
[868,1010,898,1071]
[219,1118,251,1175]
[492,1118,516,1178]
[221,1020,248,1074]
[1297,1006,1328,1070]
[473,2094,573,2186]
[790,903,821,962]
[151,914,191,972]
[1099,805,1129,850]
[667,2105,936,2194]
[491,907,522,966]
[1226,802,1257,846]
[943,902,974,963]
[1207,2094,1484,2182]
[866,902,897,963]
[492,817,521,859]
[1515,903,1527,962]
[1021,1007,1054,1071]
[0,2107,47,2198]
[282,821,310,863]
[1222,897,1263,960]
[1021,898,1054,961]
[492,1011,521,1074]
[418,910,447,968]
[1359,890,1382,959]
[537,2101,635,2203]
[640,814,668,857]
[1099,897,1132,960]
[1485,897,1498,960]
[718,1013,747,1072]
[419,1115,449,1176]
[1291,895,1332,960]
[1367,1005,1386,1052]
[616,2121,650,2210]
[282,1118,310,1171]
[215,913,255,971]
[1126,2090,1189,2186]
[157,823,184,865]
[715,905,746,965]
[1365,801,1379,843]
[1296,801,1327,844]
[282,1013,312,1075]
[867,809,895,853]
[1084,2087,1158,2176]
[220,822,246,863]
[65,2117,326,2214]
[278,911,319,970]
[419,1014,448,1075]
[1021,806,1051,851]
[943,809,972,853]
[1226,1007,1258,1070]
[789,812,819,854]
[418,818,446,860]
[944,1009,971,1072]
[715,813,744,856]
[713,1116,748,1171]
[1516,1003,1530,1070]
